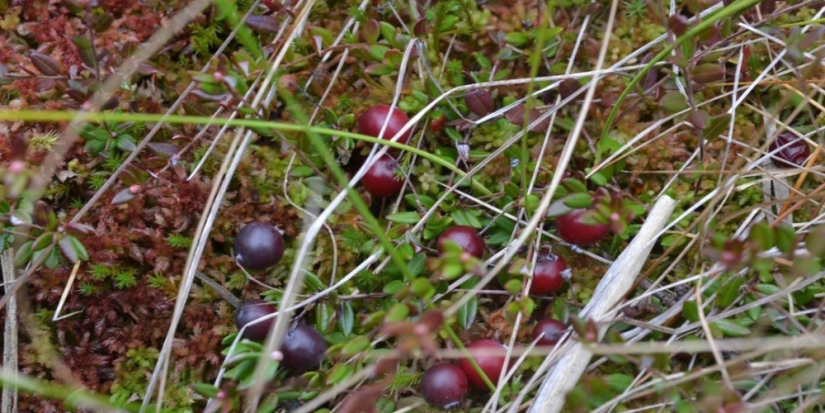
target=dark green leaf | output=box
[682,301,699,323]
[702,114,731,140]
[715,276,744,308]
[72,36,97,68]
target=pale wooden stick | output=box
[528,195,677,413]
[2,249,18,413]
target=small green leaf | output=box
[562,178,588,193]
[682,301,699,323]
[715,277,744,309]
[563,193,593,209]
[341,336,371,355]
[457,295,477,330]
[382,280,405,295]
[606,374,633,392]
[32,232,54,252]
[774,224,797,254]
[451,210,482,228]
[712,319,751,337]
[304,271,325,292]
[365,63,394,76]
[386,304,410,323]
[702,114,732,140]
[15,241,34,267]
[193,383,220,398]
[505,32,530,47]
[408,253,426,277]
[316,302,332,333]
[504,279,522,293]
[339,302,354,337]
[72,36,97,68]
[386,211,420,225]
[326,364,355,385]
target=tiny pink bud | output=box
[8,160,25,173]
[81,101,92,111]
[413,324,428,336]
[213,72,225,82]
[270,350,284,361]
[129,184,141,194]
[216,390,227,399]
[610,212,620,222]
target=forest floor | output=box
[1,0,825,412]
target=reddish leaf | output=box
[147,142,180,158]
[30,52,63,76]
[692,63,725,84]
[641,53,657,91]
[668,14,689,37]
[558,78,581,100]
[245,15,279,34]
[464,89,495,117]
[505,104,527,125]
[111,187,137,205]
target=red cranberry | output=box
[529,255,569,295]
[234,222,286,270]
[770,131,811,167]
[280,324,328,372]
[357,104,411,147]
[362,154,404,198]
[532,319,568,346]
[556,209,611,246]
[235,300,276,342]
[437,226,485,259]
[457,339,507,391]
[419,363,468,409]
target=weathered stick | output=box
[528,195,677,413]
[2,249,18,413]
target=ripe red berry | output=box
[437,226,485,259]
[419,363,469,409]
[280,324,328,372]
[457,339,507,391]
[235,300,276,342]
[556,209,611,246]
[234,222,286,270]
[770,131,811,167]
[362,154,404,198]
[529,255,569,295]
[532,319,568,346]
[357,104,411,147]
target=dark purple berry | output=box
[556,209,611,246]
[362,154,404,198]
[419,363,469,409]
[234,222,285,271]
[437,226,485,259]
[235,300,276,342]
[357,104,411,147]
[770,131,811,167]
[457,339,507,391]
[280,324,327,372]
[532,319,568,346]
[529,255,569,295]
